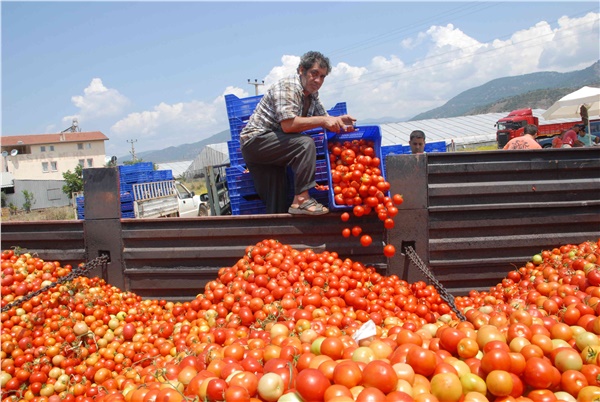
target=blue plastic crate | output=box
[325,125,387,211]
[311,133,326,157]
[118,162,153,175]
[121,211,135,219]
[225,94,264,121]
[226,165,257,198]
[120,192,133,203]
[314,158,329,182]
[328,102,348,117]
[230,194,266,215]
[424,141,447,153]
[120,171,150,184]
[227,140,244,167]
[119,183,132,194]
[229,117,248,142]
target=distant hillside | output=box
[119,129,230,163]
[411,61,600,120]
[467,87,581,115]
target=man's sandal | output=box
[288,198,329,216]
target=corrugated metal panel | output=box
[0,221,85,266]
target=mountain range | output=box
[128,61,599,163]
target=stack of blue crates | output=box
[224,93,347,215]
[76,163,175,220]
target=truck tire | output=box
[198,204,210,217]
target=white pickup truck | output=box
[131,180,209,218]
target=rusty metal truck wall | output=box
[0,221,85,266]
[386,147,600,295]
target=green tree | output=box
[22,190,35,213]
[62,164,84,198]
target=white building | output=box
[1,131,108,210]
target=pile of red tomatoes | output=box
[2,239,600,402]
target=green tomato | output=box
[310,336,325,355]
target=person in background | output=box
[560,124,585,148]
[240,51,357,215]
[577,124,600,147]
[503,124,542,150]
[409,130,426,154]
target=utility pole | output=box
[248,79,264,96]
[127,139,138,162]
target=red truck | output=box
[495,108,600,148]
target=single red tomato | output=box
[360,235,372,247]
[295,368,330,402]
[523,357,554,389]
[383,244,396,257]
[392,194,404,205]
[332,361,362,389]
[360,360,398,394]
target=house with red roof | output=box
[1,131,108,210]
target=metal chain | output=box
[1,254,110,313]
[404,246,466,321]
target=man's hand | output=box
[323,114,357,133]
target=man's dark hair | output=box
[409,130,426,141]
[298,51,332,75]
[524,124,538,136]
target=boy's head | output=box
[409,130,426,154]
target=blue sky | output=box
[2,1,599,157]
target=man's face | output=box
[578,128,586,137]
[299,62,327,95]
[410,138,425,154]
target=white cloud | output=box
[317,12,600,121]
[109,96,226,154]
[63,78,130,125]
[540,12,600,70]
